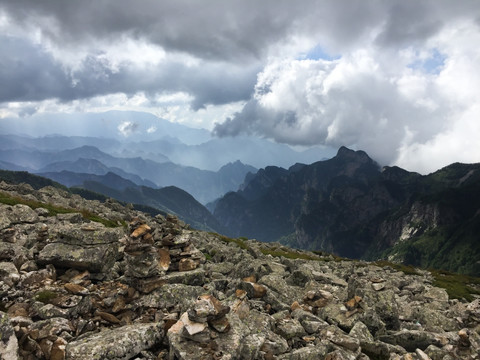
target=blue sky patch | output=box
[408,48,446,74]
[303,44,341,61]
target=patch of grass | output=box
[373,260,420,276]
[260,248,320,261]
[430,269,480,301]
[0,191,122,228]
[79,209,123,228]
[211,233,250,250]
[0,191,71,215]
[34,290,58,304]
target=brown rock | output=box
[291,301,302,311]
[50,337,67,360]
[158,248,171,271]
[70,270,90,283]
[142,232,153,244]
[96,311,121,324]
[209,316,230,333]
[198,295,230,319]
[178,258,198,272]
[459,328,471,348]
[243,275,257,283]
[239,281,267,298]
[7,302,29,317]
[64,283,89,295]
[235,289,247,299]
[135,278,167,294]
[112,296,126,313]
[39,338,53,359]
[131,224,151,239]
[161,233,175,246]
[345,295,362,310]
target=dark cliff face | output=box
[213,147,480,275]
[213,146,387,245]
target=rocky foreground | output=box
[0,182,479,360]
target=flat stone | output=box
[64,283,89,295]
[130,224,151,239]
[163,267,205,286]
[372,282,385,291]
[38,242,118,275]
[277,345,330,359]
[66,323,163,360]
[378,329,443,352]
[180,312,207,336]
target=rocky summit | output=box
[0,181,479,360]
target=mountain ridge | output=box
[213,146,480,276]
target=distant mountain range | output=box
[213,146,480,276]
[0,110,335,171]
[0,145,256,204]
[0,169,220,232]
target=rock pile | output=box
[0,181,479,359]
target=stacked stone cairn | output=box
[35,224,49,252]
[169,295,231,344]
[124,215,205,293]
[124,217,162,293]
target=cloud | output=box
[1,0,480,172]
[0,34,258,109]
[214,17,480,173]
[118,121,139,137]
[147,126,157,134]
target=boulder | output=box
[37,224,121,275]
[66,323,163,359]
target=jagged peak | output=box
[336,146,371,161]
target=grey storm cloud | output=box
[1,0,480,173]
[0,35,258,107]
[1,0,477,58]
[1,0,478,105]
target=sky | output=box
[1,0,480,173]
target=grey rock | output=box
[0,242,30,268]
[318,303,358,331]
[163,267,206,286]
[348,321,374,343]
[0,262,20,285]
[136,284,206,313]
[5,204,39,225]
[276,317,307,340]
[37,223,122,275]
[291,308,329,334]
[30,317,73,340]
[66,323,164,360]
[360,340,407,359]
[0,312,19,360]
[38,242,118,275]
[378,329,443,352]
[424,345,449,360]
[36,303,70,319]
[277,344,330,359]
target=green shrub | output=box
[34,290,58,304]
